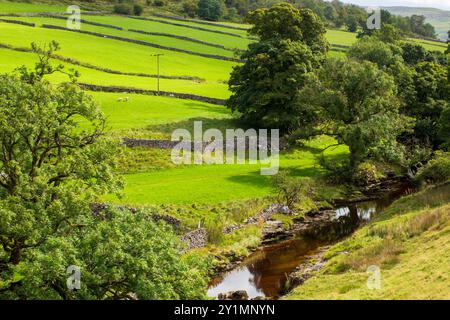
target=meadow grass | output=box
[0,0,65,12]
[66,14,250,51]
[325,29,357,47]
[105,136,348,205]
[0,22,237,82]
[10,16,240,57]
[90,91,230,130]
[0,47,230,98]
[410,38,448,52]
[145,15,249,38]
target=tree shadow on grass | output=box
[146,117,240,138]
[182,102,230,116]
[226,170,272,189]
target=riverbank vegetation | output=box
[285,184,450,299]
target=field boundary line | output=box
[151,13,249,31]
[41,24,243,62]
[129,16,245,39]
[78,83,227,105]
[0,42,205,82]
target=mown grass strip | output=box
[128,28,240,52]
[41,24,243,62]
[0,17,35,26]
[0,41,204,81]
[79,83,227,105]
[130,16,244,39]
[152,13,249,31]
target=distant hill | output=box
[382,6,449,41]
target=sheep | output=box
[117,97,123,102]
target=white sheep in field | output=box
[117,97,123,102]
[125,97,129,102]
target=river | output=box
[207,183,450,299]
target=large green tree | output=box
[297,58,411,168]
[0,43,208,299]
[198,0,223,21]
[227,3,328,132]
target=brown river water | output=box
[207,183,450,299]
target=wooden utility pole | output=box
[151,53,163,94]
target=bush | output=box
[133,4,143,16]
[352,162,380,186]
[182,0,198,18]
[205,216,224,244]
[153,0,166,6]
[198,0,223,21]
[416,151,450,184]
[113,4,132,15]
[272,171,311,208]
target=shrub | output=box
[205,216,224,244]
[182,0,198,18]
[153,0,166,6]
[133,4,143,16]
[113,3,132,15]
[198,0,223,21]
[352,162,380,186]
[416,151,450,184]
[272,171,311,208]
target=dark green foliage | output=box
[182,0,198,18]
[415,151,450,184]
[271,171,311,207]
[133,4,143,16]
[198,0,223,21]
[246,3,329,55]
[298,58,410,168]
[228,3,328,132]
[0,43,208,299]
[113,3,132,15]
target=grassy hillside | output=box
[0,2,445,208]
[285,185,450,300]
[383,6,450,41]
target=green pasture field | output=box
[9,16,240,58]
[90,91,230,130]
[85,15,252,51]
[0,0,65,13]
[410,38,448,52]
[0,47,230,98]
[0,22,236,82]
[145,15,250,38]
[105,136,348,205]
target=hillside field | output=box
[0,1,446,209]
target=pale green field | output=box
[106,137,348,205]
[90,91,229,130]
[87,15,251,51]
[9,16,241,57]
[0,22,236,82]
[0,0,65,12]
[410,38,448,52]
[0,47,230,98]
[147,15,249,38]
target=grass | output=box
[10,16,241,58]
[91,92,230,130]
[0,0,66,12]
[105,136,348,205]
[0,22,236,82]
[285,185,450,299]
[147,15,249,38]
[0,47,230,98]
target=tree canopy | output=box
[0,42,208,299]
